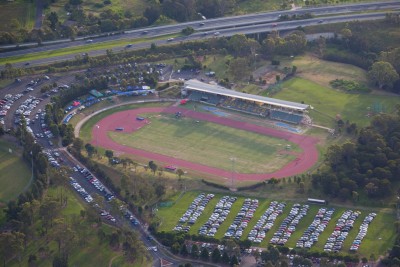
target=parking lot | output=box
[159,192,390,255]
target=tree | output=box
[200,247,209,261]
[105,150,114,159]
[149,161,158,174]
[143,6,160,24]
[177,169,184,178]
[211,248,221,262]
[221,251,230,264]
[180,244,188,257]
[191,244,199,258]
[72,138,84,152]
[229,57,250,81]
[368,61,399,89]
[84,143,96,157]
[230,255,239,266]
[182,27,195,35]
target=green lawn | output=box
[108,113,298,173]
[278,54,368,88]
[0,138,31,202]
[274,77,400,127]
[156,191,396,257]
[0,0,35,32]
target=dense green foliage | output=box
[329,79,370,93]
[312,113,400,200]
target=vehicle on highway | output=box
[125,44,133,48]
[214,32,220,36]
[24,62,30,66]
[142,30,148,34]
[167,38,174,42]
[272,23,278,27]
[86,39,93,43]
[318,20,324,23]
[199,22,205,26]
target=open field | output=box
[274,77,400,127]
[0,0,35,32]
[156,191,396,257]
[278,54,368,88]
[0,138,31,202]
[108,113,298,173]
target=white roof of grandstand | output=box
[184,79,309,111]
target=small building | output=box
[90,89,104,98]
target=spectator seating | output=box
[270,110,303,124]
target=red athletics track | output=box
[92,107,319,182]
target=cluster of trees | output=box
[321,18,400,92]
[262,30,307,57]
[1,63,34,79]
[312,113,400,200]
[44,102,74,146]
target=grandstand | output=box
[183,79,309,124]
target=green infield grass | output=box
[274,77,399,127]
[108,113,299,173]
[156,191,396,257]
[0,138,31,202]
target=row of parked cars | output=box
[225,199,259,239]
[43,151,61,168]
[296,207,335,249]
[15,96,42,118]
[248,201,286,243]
[270,204,310,246]
[324,210,360,252]
[199,196,237,237]
[78,167,115,201]
[350,212,376,251]
[69,177,93,203]
[173,193,214,232]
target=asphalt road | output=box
[0,11,391,70]
[0,1,398,56]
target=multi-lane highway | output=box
[0,0,399,65]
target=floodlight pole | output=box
[95,125,100,146]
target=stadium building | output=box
[182,79,310,125]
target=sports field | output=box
[157,191,396,257]
[108,113,299,173]
[0,138,31,202]
[92,106,319,181]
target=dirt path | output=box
[93,107,319,182]
[108,255,121,267]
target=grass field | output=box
[156,191,396,257]
[108,113,299,173]
[0,138,31,202]
[274,77,400,127]
[0,0,35,32]
[279,54,368,88]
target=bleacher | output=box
[270,110,303,124]
[221,98,269,117]
[188,91,223,105]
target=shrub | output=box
[329,79,371,93]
